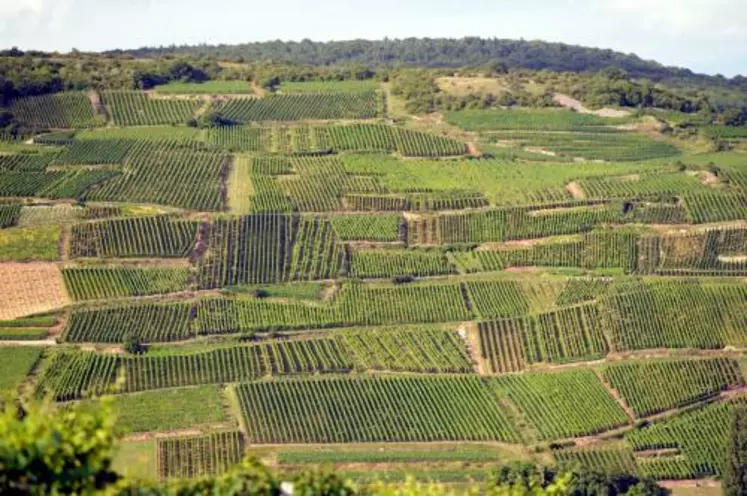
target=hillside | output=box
[0,59,745,493]
[109,37,747,90]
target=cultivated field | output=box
[1,80,745,488]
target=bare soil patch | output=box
[698,170,720,187]
[123,428,204,442]
[0,263,71,320]
[437,77,509,96]
[525,146,557,156]
[553,93,630,118]
[718,255,747,263]
[458,322,485,374]
[0,339,57,347]
[466,142,481,157]
[566,181,586,200]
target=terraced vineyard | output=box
[217,91,382,122]
[603,358,744,416]
[11,92,102,128]
[101,91,200,126]
[3,80,747,487]
[236,376,519,443]
[493,370,630,439]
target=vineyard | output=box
[11,92,102,129]
[158,431,246,479]
[62,265,193,300]
[493,370,629,439]
[216,91,382,122]
[3,76,747,486]
[70,216,199,258]
[603,357,744,416]
[101,91,200,126]
[236,376,519,443]
[205,124,466,156]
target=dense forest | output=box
[106,37,747,90]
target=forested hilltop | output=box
[108,37,747,89]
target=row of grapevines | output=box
[329,214,402,241]
[236,375,519,443]
[158,431,245,480]
[554,447,638,475]
[86,140,228,211]
[121,337,353,392]
[62,266,193,300]
[576,172,709,199]
[477,302,608,373]
[486,129,679,161]
[63,301,195,343]
[601,281,746,350]
[347,248,455,279]
[345,190,488,212]
[0,153,58,172]
[70,216,199,258]
[682,192,747,223]
[642,227,747,276]
[11,92,102,128]
[216,91,381,122]
[603,357,744,416]
[101,91,199,126]
[34,350,120,401]
[53,139,133,165]
[0,204,21,228]
[493,369,629,439]
[626,399,746,478]
[198,214,295,289]
[288,217,343,281]
[336,326,472,373]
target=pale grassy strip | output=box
[227,154,254,215]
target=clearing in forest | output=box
[0,263,71,320]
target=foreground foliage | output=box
[0,398,668,495]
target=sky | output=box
[1,0,746,77]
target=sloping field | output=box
[0,263,71,320]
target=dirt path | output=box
[659,479,720,490]
[87,90,108,122]
[0,340,57,347]
[566,181,586,200]
[251,80,266,97]
[458,322,485,374]
[466,142,481,157]
[59,224,71,261]
[123,428,204,442]
[594,369,637,421]
[553,93,630,118]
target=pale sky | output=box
[1,0,746,76]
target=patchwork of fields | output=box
[1,83,746,486]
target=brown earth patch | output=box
[718,255,747,263]
[566,181,586,200]
[525,146,557,156]
[553,93,630,118]
[466,142,481,157]
[458,322,485,375]
[0,263,71,320]
[123,428,204,442]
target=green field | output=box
[2,65,746,490]
[155,80,254,94]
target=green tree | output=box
[0,398,118,494]
[123,332,145,354]
[723,405,747,496]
